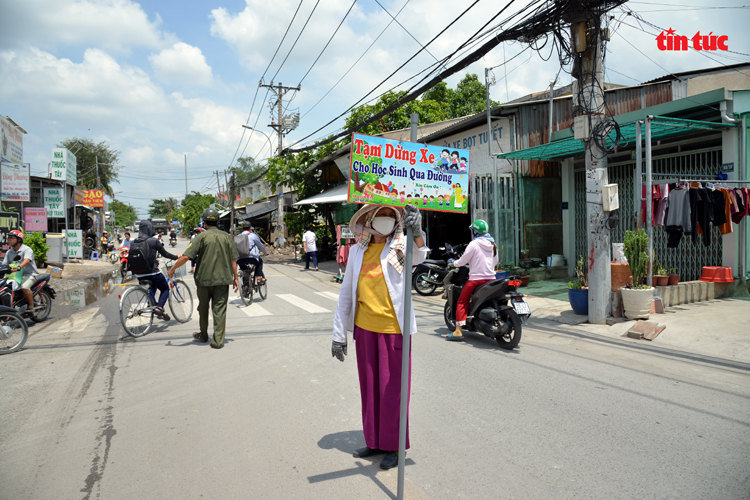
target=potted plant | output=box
[668,267,679,286]
[653,259,669,287]
[567,255,588,315]
[620,229,653,319]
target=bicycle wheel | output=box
[119,286,154,337]
[169,280,193,323]
[0,310,29,354]
[257,279,267,300]
[240,271,253,306]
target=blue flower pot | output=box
[495,271,510,280]
[568,288,589,315]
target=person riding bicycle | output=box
[237,220,267,285]
[130,220,181,320]
[3,229,38,311]
[446,219,498,341]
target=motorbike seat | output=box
[36,273,51,283]
[423,259,447,266]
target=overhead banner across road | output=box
[347,133,470,213]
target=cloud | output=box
[0,0,168,52]
[150,43,214,86]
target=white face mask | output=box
[371,216,396,236]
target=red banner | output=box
[83,189,104,207]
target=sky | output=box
[1,0,748,218]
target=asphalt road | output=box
[1,238,749,499]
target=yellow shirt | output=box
[354,243,401,334]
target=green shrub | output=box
[623,229,650,289]
[25,231,50,267]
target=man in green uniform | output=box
[169,207,239,349]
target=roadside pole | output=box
[397,113,418,500]
[485,68,500,245]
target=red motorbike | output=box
[120,248,129,275]
[0,264,56,322]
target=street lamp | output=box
[241,124,275,157]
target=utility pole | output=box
[215,170,222,200]
[573,12,612,323]
[485,67,500,246]
[229,168,236,235]
[184,154,188,196]
[260,81,300,246]
[96,155,105,240]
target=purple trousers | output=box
[353,325,412,451]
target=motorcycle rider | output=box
[236,220,267,285]
[120,232,131,249]
[169,228,177,244]
[3,230,38,310]
[446,220,498,341]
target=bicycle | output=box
[0,306,29,354]
[119,261,194,337]
[238,261,267,306]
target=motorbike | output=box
[120,248,130,276]
[412,243,467,296]
[169,237,177,247]
[0,261,56,322]
[443,269,530,349]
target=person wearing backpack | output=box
[235,220,267,285]
[130,220,181,320]
[168,208,239,349]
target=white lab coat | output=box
[332,237,429,343]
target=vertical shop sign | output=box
[44,188,66,218]
[1,162,30,201]
[24,207,48,232]
[65,229,83,258]
[51,148,77,186]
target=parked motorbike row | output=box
[413,242,531,350]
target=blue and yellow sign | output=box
[347,133,470,213]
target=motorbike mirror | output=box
[445,243,453,250]
[438,247,445,251]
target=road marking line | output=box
[277,294,330,313]
[315,291,340,301]
[240,303,272,317]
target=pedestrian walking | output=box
[169,208,238,349]
[331,204,427,470]
[302,225,318,271]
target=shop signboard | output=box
[0,116,23,164]
[44,187,66,218]
[1,162,30,201]
[50,148,77,186]
[64,229,83,258]
[347,133,471,213]
[0,212,20,260]
[24,207,47,232]
[83,189,104,207]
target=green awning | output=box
[496,115,736,161]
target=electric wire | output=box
[269,0,321,83]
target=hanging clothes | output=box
[694,187,714,248]
[654,183,669,227]
[731,188,747,224]
[718,188,734,235]
[665,188,692,248]
[711,189,727,227]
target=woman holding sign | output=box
[331,204,426,470]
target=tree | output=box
[148,197,178,218]
[109,200,137,227]
[58,138,120,195]
[235,156,267,186]
[179,191,217,231]
[343,73,499,137]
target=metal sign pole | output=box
[397,114,419,499]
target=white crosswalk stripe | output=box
[239,303,273,317]
[315,291,340,301]
[277,294,330,313]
